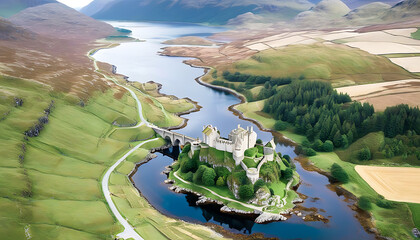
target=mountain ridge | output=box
[10,3,116,41]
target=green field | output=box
[412,28,420,40]
[0,75,139,239]
[0,74,221,239]
[220,44,415,87]
[409,203,420,228]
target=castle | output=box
[202,124,257,165]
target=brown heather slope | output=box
[0,3,119,100]
[10,3,115,41]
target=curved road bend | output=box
[102,138,158,240]
[89,47,155,239]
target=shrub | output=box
[239,184,254,199]
[216,177,225,186]
[283,155,291,163]
[358,196,372,210]
[282,168,294,181]
[181,157,197,173]
[172,162,180,171]
[305,148,316,156]
[254,179,266,192]
[376,198,394,209]
[215,167,230,179]
[331,163,349,183]
[323,140,334,152]
[182,144,191,154]
[358,147,371,161]
[184,172,193,182]
[260,162,281,182]
[269,188,274,196]
[302,139,311,148]
[193,165,207,184]
[282,158,290,168]
[274,120,287,131]
[202,168,216,186]
[244,147,258,157]
[312,139,323,151]
[256,139,263,144]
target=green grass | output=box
[225,44,415,87]
[409,203,420,229]
[336,132,385,164]
[243,157,258,168]
[0,73,220,239]
[336,132,420,167]
[411,28,420,40]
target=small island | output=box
[168,125,301,223]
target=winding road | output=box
[89,46,155,240]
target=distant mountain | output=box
[79,0,114,16]
[294,0,351,26]
[82,0,314,24]
[0,0,57,18]
[382,0,420,20]
[9,3,116,41]
[345,2,391,23]
[340,0,399,8]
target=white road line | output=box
[88,46,155,240]
[102,138,159,240]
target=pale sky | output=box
[57,0,94,9]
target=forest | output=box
[217,70,420,161]
[262,80,420,160]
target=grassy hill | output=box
[222,44,415,87]
[0,75,140,238]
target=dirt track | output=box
[355,165,420,204]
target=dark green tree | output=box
[358,147,371,161]
[323,140,334,152]
[239,184,254,199]
[331,163,349,183]
[202,168,216,186]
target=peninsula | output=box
[168,124,301,222]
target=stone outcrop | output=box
[255,212,287,223]
[196,196,224,206]
[227,177,240,199]
[220,206,262,216]
[249,187,271,206]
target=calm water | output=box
[93,21,374,239]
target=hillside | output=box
[9,3,115,41]
[0,0,56,18]
[345,2,391,21]
[382,0,420,21]
[293,0,350,27]
[0,17,36,41]
[83,0,314,24]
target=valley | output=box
[0,0,419,239]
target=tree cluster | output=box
[24,101,54,138]
[263,80,420,155]
[222,71,292,86]
[381,132,420,160]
